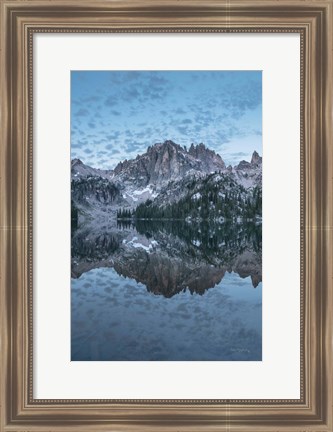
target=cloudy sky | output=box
[71,70,262,169]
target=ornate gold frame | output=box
[1,1,332,431]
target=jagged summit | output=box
[148,139,181,150]
[112,140,226,187]
[251,150,262,165]
[71,158,113,180]
[188,142,226,169]
[71,158,83,167]
[232,150,262,189]
[235,151,262,170]
[72,142,261,178]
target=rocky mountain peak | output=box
[164,139,179,148]
[233,151,262,189]
[235,151,262,170]
[236,160,252,170]
[189,142,211,155]
[188,142,226,170]
[251,150,262,165]
[114,159,130,175]
[71,158,113,180]
[71,158,83,168]
[112,140,227,189]
[147,140,184,154]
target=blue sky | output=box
[71,71,262,169]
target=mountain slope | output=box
[134,172,262,221]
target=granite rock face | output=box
[113,140,226,187]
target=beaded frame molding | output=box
[1,1,332,431]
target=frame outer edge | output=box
[1,2,10,229]
[1,4,11,432]
[1,1,333,431]
[324,1,333,431]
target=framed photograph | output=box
[70,69,263,363]
[1,0,332,431]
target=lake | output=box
[71,220,262,361]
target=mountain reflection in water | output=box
[71,220,262,361]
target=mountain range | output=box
[71,221,262,294]
[71,140,262,222]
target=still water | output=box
[71,221,262,361]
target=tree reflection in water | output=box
[71,220,262,361]
[71,220,262,296]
